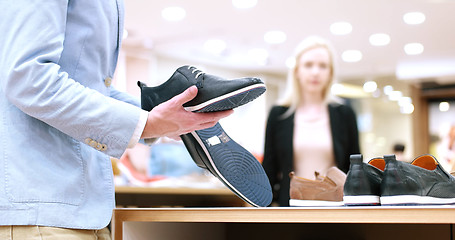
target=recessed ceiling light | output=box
[161,7,186,22]
[404,43,424,55]
[264,30,287,44]
[363,81,378,93]
[389,90,403,101]
[383,85,394,95]
[439,101,450,112]
[341,50,362,62]
[330,21,353,35]
[232,0,257,9]
[403,12,426,25]
[398,97,412,107]
[400,103,414,114]
[369,33,391,46]
[203,39,227,55]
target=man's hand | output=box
[141,86,233,139]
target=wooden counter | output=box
[112,206,455,240]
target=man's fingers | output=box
[171,85,198,106]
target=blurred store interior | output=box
[113,0,455,185]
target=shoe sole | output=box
[181,123,272,207]
[184,84,266,112]
[343,195,380,206]
[380,195,455,206]
[289,199,344,207]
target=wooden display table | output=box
[115,186,245,207]
[112,206,455,240]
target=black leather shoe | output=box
[138,66,272,207]
[181,123,273,207]
[138,65,266,112]
[343,154,384,206]
[380,154,455,205]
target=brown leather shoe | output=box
[289,167,346,206]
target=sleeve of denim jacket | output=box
[0,1,141,159]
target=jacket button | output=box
[89,140,97,148]
[105,77,112,87]
[95,143,103,150]
[101,144,107,151]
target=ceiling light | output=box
[203,39,227,55]
[363,81,377,93]
[232,0,257,9]
[388,90,403,101]
[400,103,414,114]
[369,33,391,46]
[341,50,362,62]
[161,7,186,22]
[330,22,353,35]
[264,30,287,44]
[398,97,412,107]
[404,43,424,55]
[396,59,455,80]
[383,85,394,95]
[439,101,450,112]
[403,12,426,25]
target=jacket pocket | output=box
[3,108,85,206]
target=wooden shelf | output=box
[112,206,455,240]
[113,206,455,224]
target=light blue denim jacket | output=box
[0,0,141,229]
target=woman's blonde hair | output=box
[278,36,338,115]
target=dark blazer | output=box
[262,103,360,206]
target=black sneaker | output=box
[137,68,272,207]
[138,65,266,112]
[180,123,273,207]
[343,154,384,206]
[380,154,455,206]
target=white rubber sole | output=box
[289,199,344,207]
[380,195,455,205]
[343,195,380,205]
[184,83,266,112]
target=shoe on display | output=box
[289,167,346,207]
[138,65,266,112]
[180,123,273,207]
[380,154,455,206]
[343,154,384,206]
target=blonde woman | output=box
[263,36,360,206]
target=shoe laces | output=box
[188,66,205,88]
